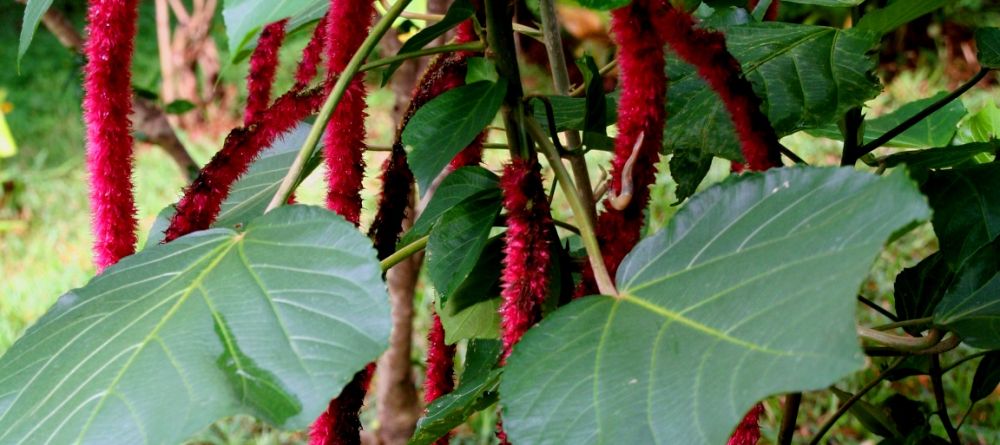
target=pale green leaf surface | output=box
[222,0,325,63]
[0,206,390,445]
[855,0,948,35]
[17,0,54,68]
[501,167,930,444]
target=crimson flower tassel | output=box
[83,0,141,271]
[578,0,667,296]
[322,0,375,225]
[164,87,325,242]
[244,20,288,124]
[655,4,782,171]
[294,14,329,91]
[309,363,376,445]
[499,158,553,360]
[727,403,764,445]
[423,313,456,445]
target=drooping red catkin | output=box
[423,313,456,445]
[368,144,415,259]
[164,87,325,242]
[294,14,329,91]
[244,20,288,124]
[499,158,553,360]
[727,403,764,445]
[654,4,782,171]
[577,0,666,296]
[322,0,375,225]
[309,363,375,445]
[83,0,141,271]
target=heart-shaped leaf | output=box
[500,167,930,444]
[0,205,390,444]
[426,189,502,304]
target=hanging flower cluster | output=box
[244,20,288,124]
[82,0,141,271]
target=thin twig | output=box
[569,59,617,97]
[942,350,993,374]
[857,326,942,351]
[872,316,934,332]
[930,355,962,444]
[266,0,414,211]
[360,41,484,72]
[808,358,906,445]
[857,295,899,321]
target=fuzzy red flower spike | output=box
[82,0,142,271]
[244,20,288,124]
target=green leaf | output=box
[882,141,999,170]
[381,0,476,85]
[967,101,1000,143]
[401,166,499,247]
[165,100,197,115]
[894,253,952,334]
[145,206,176,248]
[448,236,503,314]
[923,164,1000,266]
[665,24,881,161]
[831,387,901,438]
[781,0,863,5]
[933,238,1000,349]
[222,0,324,63]
[465,57,499,84]
[215,122,323,230]
[404,81,506,196]
[426,190,501,303]
[577,55,613,150]
[574,0,630,12]
[501,167,930,445]
[16,0,54,69]
[976,27,1000,70]
[438,297,500,344]
[669,144,714,203]
[855,0,948,35]
[0,205,390,444]
[530,94,618,134]
[807,93,967,148]
[970,352,1000,402]
[409,340,502,445]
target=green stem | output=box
[872,316,934,332]
[857,326,942,351]
[857,295,899,321]
[381,235,429,272]
[537,0,597,227]
[526,117,617,296]
[942,350,994,374]
[852,68,990,162]
[931,354,963,444]
[808,357,906,445]
[360,41,484,72]
[265,0,414,212]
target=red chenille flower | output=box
[244,20,288,124]
[82,0,141,271]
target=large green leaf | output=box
[501,167,930,444]
[923,164,1000,266]
[426,190,502,304]
[400,166,499,247]
[438,297,500,344]
[0,206,390,444]
[403,80,506,195]
[855,0,948,35]
[16,0,54,68]
[664,24,881,161]
[807,93,967,148]
[976,27,1000,70]
[970,351,1000,402]
[933,238,1000,349]
[222,0,326,63]
[894,253,952,334]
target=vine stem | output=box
[931,354,963,444]
[526,117,617,296]
[856,326,942,351]
[848,68,991,163]
[537,0,597,227]
[380,235,429,272]
[265,0,414,212]
[360,41,484,71]
[808,357,906,445]
[942,350,993,374]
